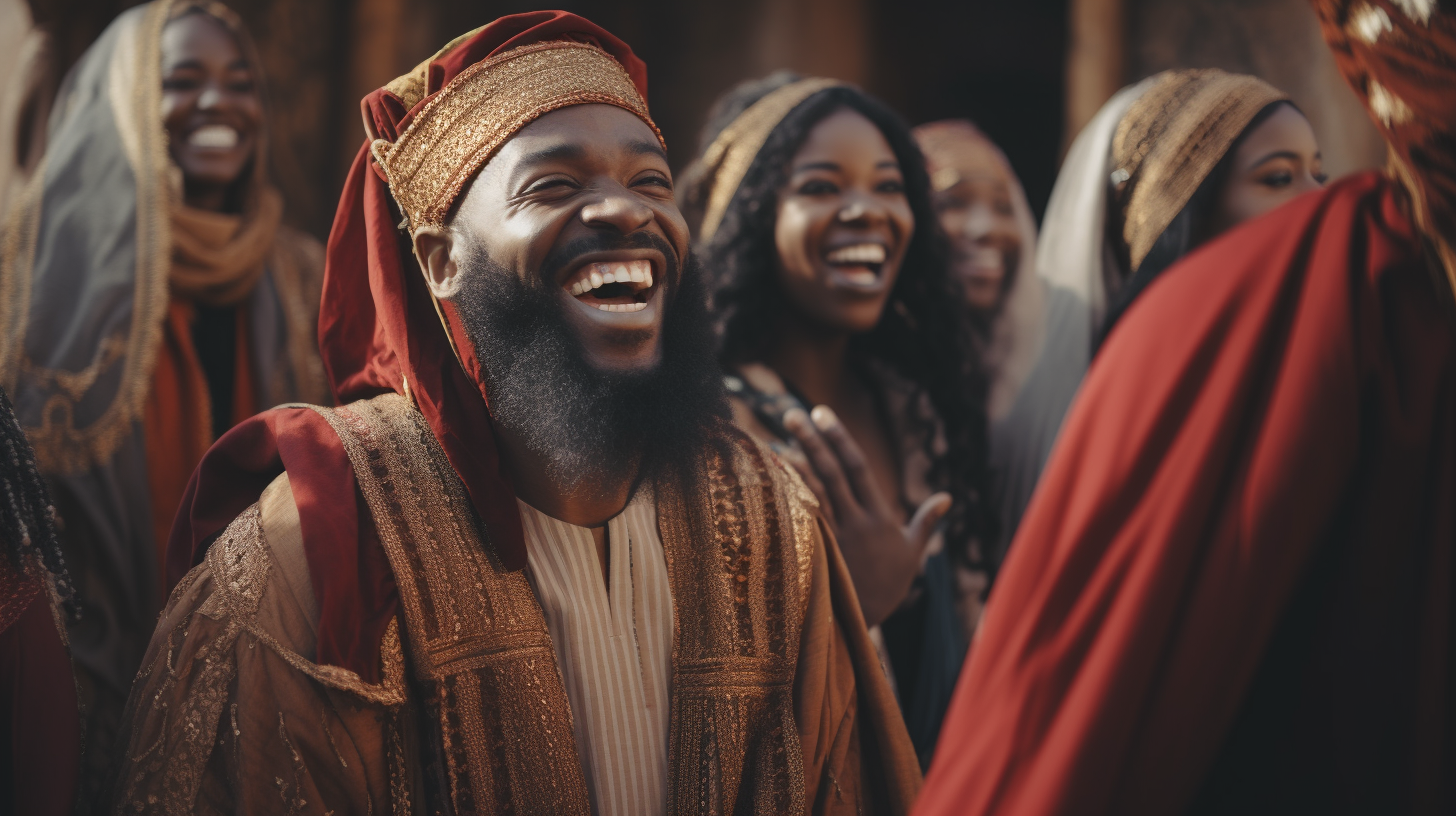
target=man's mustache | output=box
[537,231,681,291]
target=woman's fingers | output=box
[809,405,895,516]
[906,491,953,558]
[783,408,861,518]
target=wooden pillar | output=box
[1063,0,1126,154]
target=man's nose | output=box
[198,84,224,111]
[580,185,654,234]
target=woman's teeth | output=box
[825,243,887,265]
[188,124,239,149]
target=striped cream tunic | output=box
[518,492,674,816]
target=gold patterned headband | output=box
[696,77,847,243]
[1111,69,1287,272]
[371,40,662,233]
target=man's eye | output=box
[876,180,905,195]
[163,77,200,91]
[525,178,577,195]
[635,175,673,191]
[228,80,256,94]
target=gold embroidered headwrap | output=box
[1111,69,1287,272]
[369,40,661,233]
[695,77,847,243]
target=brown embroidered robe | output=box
[109,394,920,814]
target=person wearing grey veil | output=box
[983,69,1327,553]
[0,0,326,795]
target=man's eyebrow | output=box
[165,59,205,72]
[515,142,588,167]
[627,139,667,161]
[792,160,841,173]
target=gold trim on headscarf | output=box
[1111,69,1287,272]
[695,77,846,244]
[371,40,661,233]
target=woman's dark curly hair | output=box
[681,72,995,570]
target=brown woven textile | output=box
[1312,0,1456,297]
[1111,69,1287,272]
[110,393,921,814]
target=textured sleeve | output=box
[794,516,922,816]
[109,476,408,815]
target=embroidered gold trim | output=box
[0,154,45,390]
[1112,69,1286,272]
[373,40,661,232]
[696,77,846,243]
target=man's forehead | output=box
[492,104,667,171]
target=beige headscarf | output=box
[1110,69,1287,273]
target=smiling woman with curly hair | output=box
[681,72,995,768]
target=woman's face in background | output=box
[1207,104,1326,236]
[773,108,914,334]
[160,13,261,203]
[922,134,1022,314]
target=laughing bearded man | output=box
[106,11,920,816]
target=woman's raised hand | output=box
[780,405,951,627]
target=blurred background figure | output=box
[0,0,52,222]
[990,68,1325,549]
[912,121,1053,563]
[682,73,994,770]
[0,0,326,799]
[0,385,79,816]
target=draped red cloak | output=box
[914,171,1455,815]
[164,11,653,682]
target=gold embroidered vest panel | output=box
[311,394,818,815]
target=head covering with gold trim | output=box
[1313,0,1456,296]
[317,11,661,572]
[691,76,848,243]
[1111,69,1288,274]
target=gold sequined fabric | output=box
[1111,69,1287,272]
[372,40,661,231]
[696,77,846,243]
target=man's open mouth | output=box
[824,242,887,286]
[564,260,655,312]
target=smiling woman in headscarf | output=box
[912,120,1061,563]
[0,0,325,788]
[981,68,1327,553]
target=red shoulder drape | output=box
[914,172,1455,815]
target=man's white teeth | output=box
[594,302,647,312]
[825,243,887,264]
[188,124,239,149]
[566,260,655,297]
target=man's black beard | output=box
[449,233,727,498]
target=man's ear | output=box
[413,226,460,299]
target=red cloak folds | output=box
[914,171,1454,814]
[164,11,651,681]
